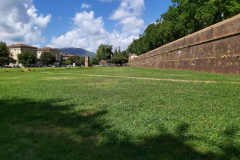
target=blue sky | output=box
[0,0,173,53]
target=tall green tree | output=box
[96,44,113,62]
[0,41,16,65]
[40,51,55,66]
[90,57,99,65]
[121,50,128,58]
[214,0,240,19]
[18,51,37,66]
[113,48,118,57]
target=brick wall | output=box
[130,14,240,74]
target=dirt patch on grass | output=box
[166,74,192,77]
[82,74,240,84]
[2,77,19,79]
[46,77,71,80]
[57,73,73,75]
[132,77,217,83]
[82,112,95,116]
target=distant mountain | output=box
[57,47,96,59]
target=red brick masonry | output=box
[130,14,240,75]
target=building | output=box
[62,53,74,60]
[7,44,38,65]
[37,47,61,62]
[129,54,138,61]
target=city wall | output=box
[130,14,240,74]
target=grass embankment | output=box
[0,67,240,160]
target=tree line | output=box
[125,0,240,56]
[63,56,85,66]
[90,44,128,66]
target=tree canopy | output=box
[126,0,240,56]
[67,56,85,66]
[40,51,55,65]
[90,57,99,65]
[95,44,113,63]
[107,56,128,66]
[18,50,37,66]
[0,41,16,65]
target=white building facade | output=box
[7,44,38,66]
[37,47,61,63]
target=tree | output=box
[121,50,128,58]
[40,51,55,66]
[214,0,240,19]
[67,56,85,66]
[75,57,85,66]
[18,50,37,66]
[113,48,118,57]
[107,56,128,66]
[90,57,99,65]
[96,44,113,63]
[0,41,16,65]
[65,59,72,65]
[118,46,121,55]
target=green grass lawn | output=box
[0,67,240,160]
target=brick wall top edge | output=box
[133,13,240,61]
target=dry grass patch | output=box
[57,73,73,75]
[46,77,72,80]
[82,112,96,116]
[1,77,19,80]
[83,74,240,84]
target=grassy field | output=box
[0,67,240,160]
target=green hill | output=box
[58,47,96,59]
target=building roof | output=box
[7,44,38,49]
[129,54,138,56]
[63,54,74,57]
[37,47,61,51]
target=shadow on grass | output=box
[0,98,239,160]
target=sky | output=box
[0,0,173,53]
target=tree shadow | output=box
[0,98,239,160]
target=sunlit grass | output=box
[0,67,240,159]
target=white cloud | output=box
[110,0,145,35]
[32,44,40,48]
[0,0,51,45]
[81,3,92,9]
[48,0,146,53]
[49,11,138,52]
